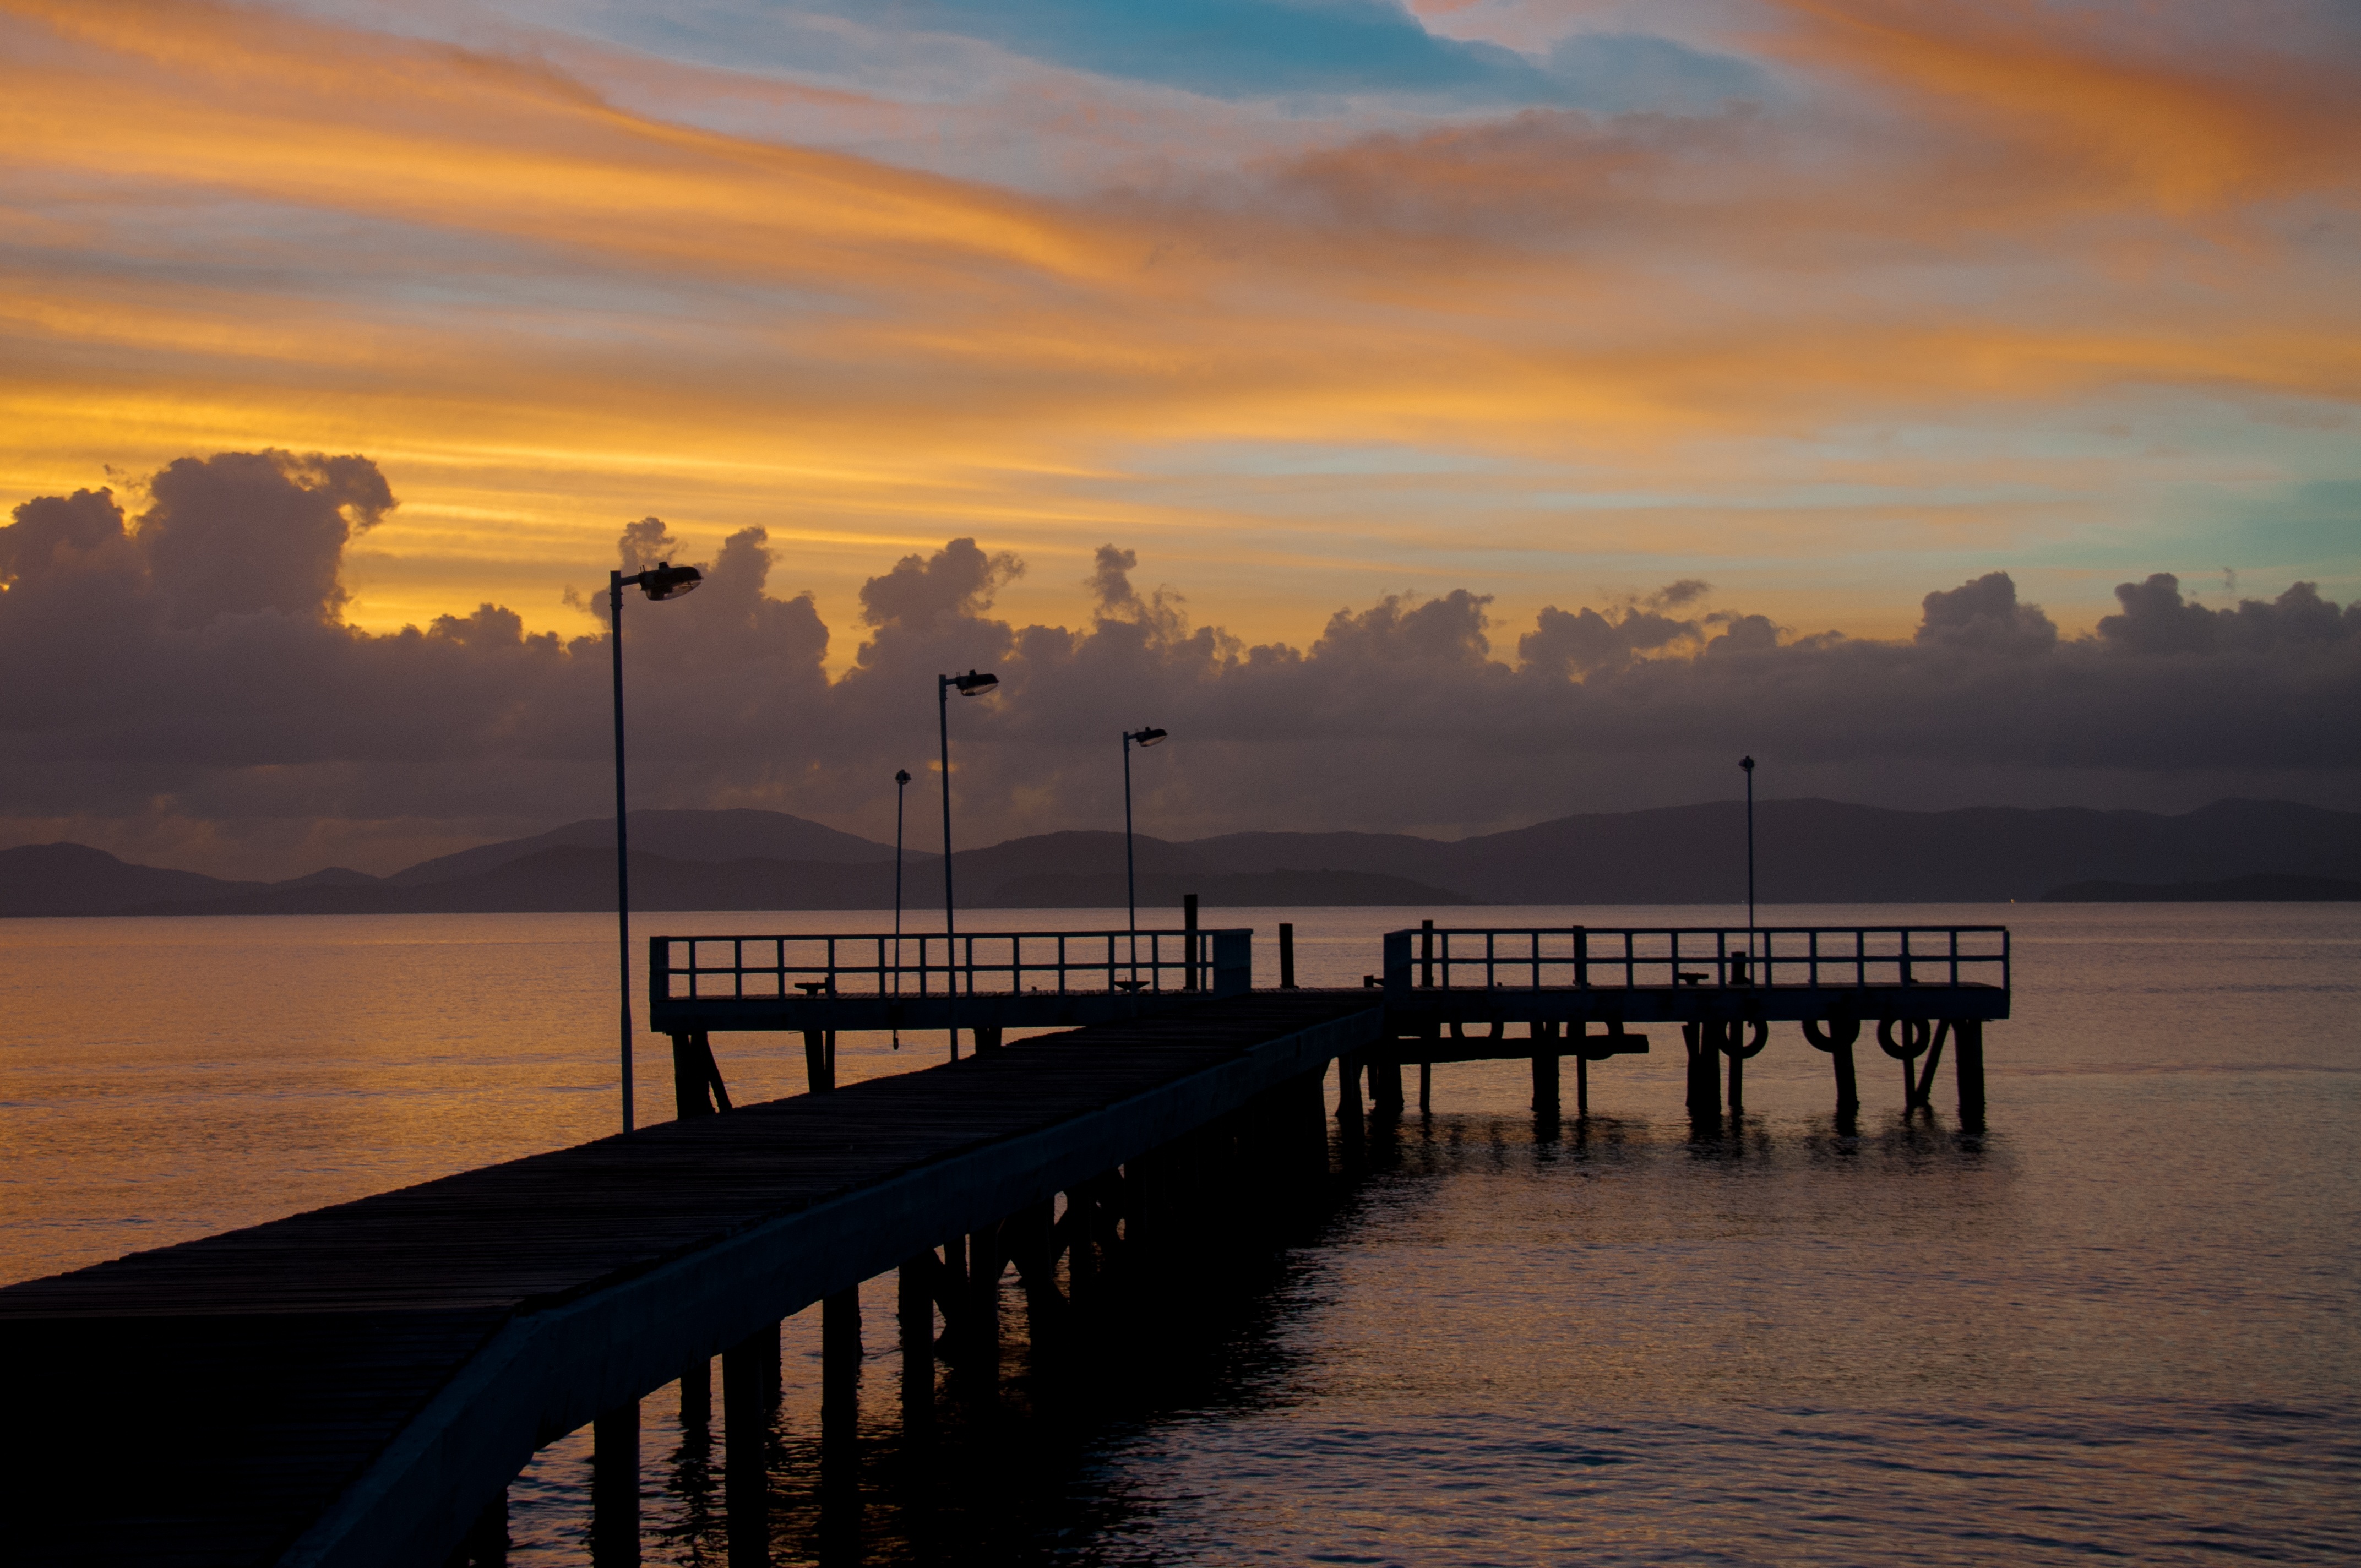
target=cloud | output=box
[2,450,2354,878]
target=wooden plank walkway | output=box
[0,992,1380,1568]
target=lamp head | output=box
[1128,726,1168,748]
[1739,755,1755,772]
[635,561,703,602]
[895,769,911,785]
[950,669,999,696]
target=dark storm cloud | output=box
[1,452,2356,875]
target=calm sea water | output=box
[3,903,2356,1564]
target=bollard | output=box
[1184,894,1200,989]
[1279,922,1296,989]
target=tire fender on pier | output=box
[1877,1017,1934,1061]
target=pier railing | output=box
[653,927,1254,1005]
[1382,925,2009,998]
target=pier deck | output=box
[0,992,1380,1568]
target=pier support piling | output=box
[680,1357,711,1427]
[1531,1023,1560,1115]
[802,1030,833,1094]
[1955,1018,1985,1130]
[1683,1022,1721,1125]
[722,1329,775,1566]
[590,1401,639,1566]
[897,1255,934,1421]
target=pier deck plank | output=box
[0,992,1379,1568]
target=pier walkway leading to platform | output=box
[0,992,1379,1568]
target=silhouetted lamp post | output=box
[1740,754,1756,983]
[610,559,702,1133]
[892,767,911,1048]
[1122,726,1167,983]
[938,669,999,1055]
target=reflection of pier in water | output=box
[0,921,2005,1565]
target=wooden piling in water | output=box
[1279,922,1296,989]
[1726,1023,1745,1117]
[1531,1022,1559,1114]
[1955,1017,1985,1129]
[1684,1021,1721,1123]
[721,1329,770,1565]
[802,1030,832,1093]
[680,1357,710,1426]
[897,1255,933,1420]
[590,1401,639,1566]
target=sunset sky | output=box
[3,0,2357,877]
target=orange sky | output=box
[3,0,2356,665]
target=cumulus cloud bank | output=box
[3,452,2355,878]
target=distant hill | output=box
[2043,873,2361,902]
[0,843,265,917]
[388,809,913,886]
[984,869,1477,908]
[7,798,2359,917]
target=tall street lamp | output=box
[611,559,703,1133]
[1739,754,1756,983]
[1122,726,1167,984]
[938,669,998,1057]
[891,767,911,1049]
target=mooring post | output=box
[1955,1017,1985,1130]
[1418,1059,1433,1112]
[591,1400,640,1566]
[1834,1036,1859,1122]
[1531,1021,1559,1114]
[1184,894,1200,989]
[973,1025,1003,1052]
[802,1029,832,1093]
[897,1254,934,1422]
[1576,1048,1590,1117]
[1727,1023,1746,1117]
[1279,922,1296,988]
[1420,918,1434,988]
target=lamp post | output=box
[610,559,703,1133]
[891,767,910,1049]
[938,669,999,1057]
[1739,754,1756,982]
[1121,726,1167,984]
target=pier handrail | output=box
[652,927,1254,1006]
[1381,924,2009,1000]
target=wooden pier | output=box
[0,918,2006,1566]
[1,992,1377,1567]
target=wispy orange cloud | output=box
[0,0,2354,655]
